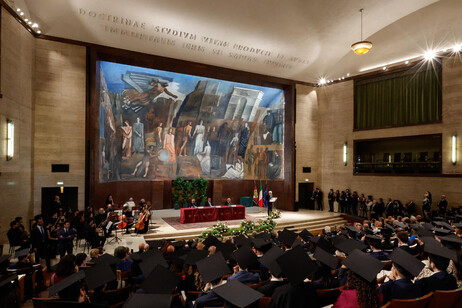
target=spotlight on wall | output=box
[343,142,347,166]
[452,135,457,165]
[60,186,64,194]
[424,50,437,61]
[7,119,14,161]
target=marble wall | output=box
[309,57,462,213]
[0,8,35,242]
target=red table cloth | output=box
[179,205,246,224]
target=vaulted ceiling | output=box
[7,0,462,83]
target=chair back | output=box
[316,285,344,307]
[428,289,462,308]
[384,292,434,308]
[104,285,131,305]
[258,297,271,308]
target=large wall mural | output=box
[99,61,284,182]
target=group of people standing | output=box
[317,189,450,220]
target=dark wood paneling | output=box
[87,45,295,211]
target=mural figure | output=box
[132,117,144,153]
[121,120,133,159]
[163,128,176,162]
[197,141,211,175]
[192,120,205,155]
[222,157,244,179]
[98,61,284,181]
[122,78,178,107]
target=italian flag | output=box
[253,186,258,206]
[258,183,263,208]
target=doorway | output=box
[41,187,78,219]
[298,182,314,209]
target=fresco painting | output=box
[99,61,284,182]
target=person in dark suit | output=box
[315,188,323,211]
[396,231,415,255]
[328,189,334,212]
[188,199,197,208]
[437,195,448,217]
[256,275,286,297]
[204,197,213,207]
[224,198,232,206]
[58,221,75,257]
[270,282,319,308]
[416,253,457,295]
[265,191,274,216]
[31,215,50,268]
[194,277,225,308]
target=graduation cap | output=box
[292,238,303,248]
[346,225,361,234]
[432,228,452,236]
[314,247,339,269]
[213,279,264,308]
[380,228,393,237]
[84,263,116,290]
[255,232,272,241]
[215,242,236,261]
[49,270,85,296]
[342,249,384,283]
[233,235,252,247]
[409,224,422,230]
[439,235,462,250]
[141,264,180,294]
[184,249,209,265]
[252,238,272,252]
[433,217,445,221]
[422,222,434,230]
[172,241,186,249]
[95,253,121,265]
[278,229,298,247]
[123,294,172,308]
[422,237,457,261]
[385,223,395,231]
[139,250,169,276]
[0,255,10,270]
[196,251,231,283]
[390,248,424,277]
[433,221,455,231]
[129,252,144,262]
[258,246,284,277]
[276,245,318,285]
[299,229,314,242]
[145,240,164,250]
[331,235,348,246]
[15,248,30,260]
[453,223,462,229]
[202,235,220,247]
[417,228,434,237]
[334,239,368,255]
[231,246,258,270]
[0,273,17,289]
[312,236,337,255]
[394,221,407,229]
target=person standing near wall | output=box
[328,189,334,212]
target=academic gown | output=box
[256,280,287,297]
[269,282,318,308]
[193,290,224,308]
[227,270,260,284]
[380,278,421,304]
[416,271,458,295]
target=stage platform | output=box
[142,207,348,242]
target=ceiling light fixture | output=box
[16,8,21,12]
[32,23,38,28]
[19,12,24,16]
[424,49,437,61]
[351,9,373,55]
[37,30,41,34]
[319,78,327,85]
[452,44,462,53]
[382,66,387,70]
[405,61,409,64]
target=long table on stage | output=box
[179,205,246,224]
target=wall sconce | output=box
[7,120,14,161]
[452,135,457,165]
[343,142,347,166]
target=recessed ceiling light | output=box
[342,77,345,80]
[405,61,409,64]
[319,78,327,85]
[19,12,24,16]
[27,21,32,25]
[452,44,462,53]
[32,23,38,28]
[347,73,350,77]
[37,30,41,34]
[16,8,21,12]
[24,18,28,22]
[383,66,387,70]
[424,50,437,61]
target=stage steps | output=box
[143,214,348,242]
